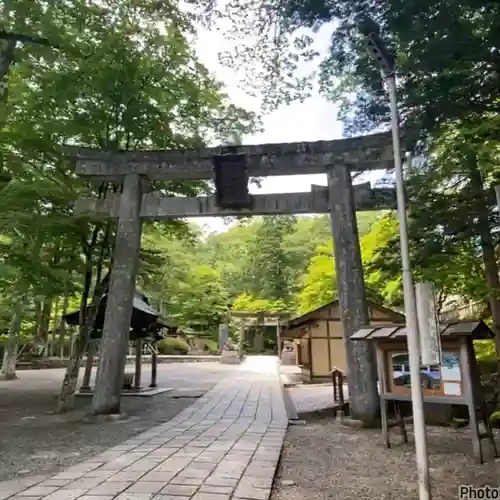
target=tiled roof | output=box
[350,320,493,342]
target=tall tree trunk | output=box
[1,230,42,378]
[69,327,77,357]
[0,39,15,106]
[58,292,70,357]
[50,298,60,356]
[1,294,27,380]
[468,154,500,353]
[55,272,110,413]
[55,186,112,412]
[34,299,42,340]
[55,223,97,413]
[37,299,53,353]
[480,241,500,352]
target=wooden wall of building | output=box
[293,303,403,381]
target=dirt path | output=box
[0,363,238,481]
[271,419,500,500]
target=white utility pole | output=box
[357,15,432,500]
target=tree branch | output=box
[0,30,58,48]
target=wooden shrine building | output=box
[281,299,404,382]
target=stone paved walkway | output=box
[0,356,288,500]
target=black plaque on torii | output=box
[213,146,251,209]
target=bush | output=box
[474,340,497,361]
[475,340,499,378]
[490,409,500,425]
[157,337,190,355]
[474,340,500,427]
[203,339,219,354]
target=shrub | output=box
[474,340,499,378]
[490,409,500,425]
[474,340,497,361]
[157,337,190,355]
[203,339,219,354]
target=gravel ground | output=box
[0,363,237,481]
[271,419,500,500]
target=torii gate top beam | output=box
[65,131,394,182]
[229,311,290,318]
[229,311,290,327]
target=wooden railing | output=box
[330,366,345,406]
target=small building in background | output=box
[281,299,405,382]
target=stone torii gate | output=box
[229,311,291,355]
[67,131,398,422]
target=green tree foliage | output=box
[139,225,230,333]
[244,216,297,302]
[202,223,258,299]
[202,0,500,135]
[297,237,337,314]
[296,203,494,318]
[297,211,394,314]
[369,143,498,312]
[0,0,254,384]
[157,337,190,355]
[137,212,391,325]
[232,293,288,314]
[201,0,500,350]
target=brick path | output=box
[0,356,288,500]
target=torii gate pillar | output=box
[327,165,379,424]
[92,173,143,415]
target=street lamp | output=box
[357,15,432,500]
